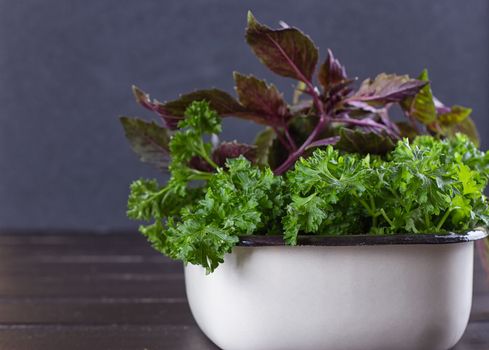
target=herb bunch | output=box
[121,13,488,273]
[284,134,489,245]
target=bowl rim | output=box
[237,229,488,247]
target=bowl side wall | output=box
[185,243,473,350]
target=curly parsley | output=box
[125,101,489,273]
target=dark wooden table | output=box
[0,232,487,350]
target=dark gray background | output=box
[0,0,487,230]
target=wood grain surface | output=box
[0,232,486,350]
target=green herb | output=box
[125,100,489,272]
[121,12,489,273]
[164,157,283,273]
[284,134,489,244]
[125,101,274,273]
[126,101,220,225]
[130,155,283,273]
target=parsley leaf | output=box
[165,157,284,273]
[284,134,489,243]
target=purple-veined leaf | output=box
[318,49,348,92]
[345,100,378,113]
[188,156,214,172]
[336,128,396,154]
[442,117,479,147]
[233,72,291,126]
[132,86,246,130]
[132,85,183,129]
[433,96,451,114]
[189,141,258,171]
[377,107,401,138]
[333,112,399,140]
[132,85,155,111]
[120,116,171,171]
[430,101,477,144]
[161,90,245,118]
[245,11,318,82]
[328,79,355,99]
[347,73,427,106]
[400,69,436,125]
[396,121,418,140]
[156,89,246,129]
[438,105,472,126]
[212,141,257,166]
[306,136,341,150]
[289,99,313,115]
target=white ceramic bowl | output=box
[185,231,487,350]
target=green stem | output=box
[159,188,172,214]
[436,209,452,232]
[424,212,430,228]
[358,198,373,215]
[356,194,379,228]
[198,143,219,169]
[188,169,214,181]
[380,208,395,228]
[202,153,219,169]
[369,195,378,228]
[388,188,400,201]
[369,195,376,212]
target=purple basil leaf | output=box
[212,141,257,166]
[233,72,291,126]
[188,156,214,172]
[433,103,478,146]
[156,89,246,129]
[377,108,400,138]
[306,136,341,150]
[400,69,436,124]
[120,116,171,171]
[442,117,480,146]
[289,99,313,115]
[189,142,258,171]
[328,78,355,99]
[132,85,155,111]
[132,86,245,130]
[336,128,396,155]
[347,73,427,106]
[430,101,474,143]
[245,11,318,82]
[345,100,378,113]
[318,49,348,92]
[433,96,451,115]
[132,85,183,129]
[438,105,472,126]
[396,121,419,140]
